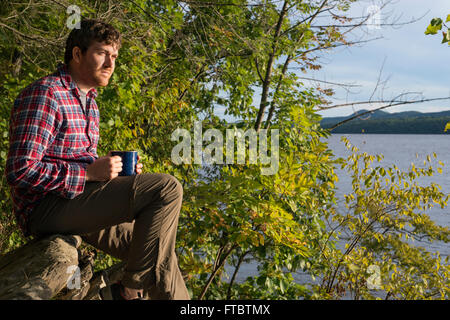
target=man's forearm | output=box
[5,157,88,199]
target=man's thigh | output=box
[29,175,138,237]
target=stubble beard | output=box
[93,70,112,87]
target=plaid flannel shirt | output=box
[5,63,100,236]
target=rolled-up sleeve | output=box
[5,85,87,199]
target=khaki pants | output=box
[29,172,190,300]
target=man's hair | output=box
[64,19,121,65]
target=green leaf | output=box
[280,279,286,293]
[257,276,266,287]
[431,18,443,26]
[348,263,359,272]
[425,18,443,35]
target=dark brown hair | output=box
[64,19,121,65]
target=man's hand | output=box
[86,155,123,182]
[136,155,143,174]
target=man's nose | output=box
[104,55,114,67]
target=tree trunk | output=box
[0,234,82,299]
[0,234,125,300]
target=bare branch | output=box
[281,3,336,37]
[296,36,383,58]
[0,22,62,44]
[325,96,450,130]
[178,0,271,7]
[293,75,361,88]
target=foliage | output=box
[425,15,450,132]
[312,137,449,299]
[0,0,448,300]
[425,15,450,44]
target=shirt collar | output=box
[57,63,98,99]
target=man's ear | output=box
[72,46,82,64]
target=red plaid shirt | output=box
[5,63,100,236]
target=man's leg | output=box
[29,172,190,300]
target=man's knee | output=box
[161,173,183,200]
[138,173,183,202]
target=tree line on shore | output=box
[321,110,450,134]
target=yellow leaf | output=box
[444,122,450,132]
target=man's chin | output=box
[97,81,109,87]
[95,78,110,87]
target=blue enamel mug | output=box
[110,150,138,176]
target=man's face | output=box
[76,41,119,88]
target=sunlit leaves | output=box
[2,0,448,300]
[425,18,443,35]
[426,16,450,46]
[319,136,449,299]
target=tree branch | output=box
[226,249,250,299]
[254,0,289,132]
[198,243,238,300]
[264,0,329,129]
[325,96,450,131]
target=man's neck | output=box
[68,64,94,93]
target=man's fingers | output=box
[136,162,143,174]
[112,162,123,170]
[107,156,122,174]
[113,160,123,166]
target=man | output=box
[5,19,190,300]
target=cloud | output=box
[308,0,450,117]
[215,1,450,120]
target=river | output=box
[225,134,450,292]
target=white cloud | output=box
[307,0,450,117]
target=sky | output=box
[215,0,450,120]
[308,0,450,117]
